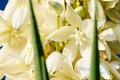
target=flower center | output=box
[75,28,88,45]
[11,29,20,38]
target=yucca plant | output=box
[29,0,100,80]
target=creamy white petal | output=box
[52,63,80,80]
[46,51,65,75]
[66,4,82,28]
[102,41,112,61]
[79,38,91,57]
[2,0,20,21]
[21,39,33,65]
[12,5,28,29]
[0,46,28,73]
[75,56,111,79]
[98,40,106,50]
[46,26,75,42]
[81,19,93,36]
[40,23,57,36]
[112,24,120,42]
[96,1,106,20]
[0,18,11,34]
[0,45,29,73]
[110,61,120,70]
[100,62,112,79]
[99,28,116,41]
[62,39,78,63]
[19,24,31,39]
[42,7,58,29]
[32,1,44,27]
[75,46,91,79]
[75,59,90,79]
[88,0,106,21]
[0,60,29,73]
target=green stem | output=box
[55,14,61,52]
[57,14,60,28]
[29,0,49,80]
[55,42,61,52]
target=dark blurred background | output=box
[0,0,8,10]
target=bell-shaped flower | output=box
[0,43,29,74]
[0,1,30,49]
[46,51,65,75]
[45,3,117,79]
[50,63,80,80]
[75,56,112,79]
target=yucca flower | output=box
[0,0,34,79]
[0,0,120,80]
[46,51,80,80]
[46,1,117,79]
[0,0,30,49]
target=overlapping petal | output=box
[99,28,116,41]
[62,39,79,63]
[46,51,65,75]
[46,26,75,42]
[12,4,28,29]
[66,4,82,28]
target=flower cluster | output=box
[0,0,120,80]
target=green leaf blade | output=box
[29,0,49,80]
[90,0,100,80]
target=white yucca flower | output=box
[0,0,30,49]
[46,2,117,79]
[46,51,80,80]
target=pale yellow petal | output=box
[46,26,75,42]
[66,4,82,28]
[2,0,20,21]
[42,6,58,29]
[0,61,29,73]
[0,18,11,34]
[102,41,112,61]
[53,63,80,80]
[21,39,33,65]
[99,28,116,41]
[100,62,112,79]
[75,47,91,79]
[81,19,93,36]
[46,51,65,75]
[12,5,28,29]
[112,24,120,42]
[88,0,106,21]
[98,40,106,50]
[62,39,79,63]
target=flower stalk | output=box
[29,0,49,80]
